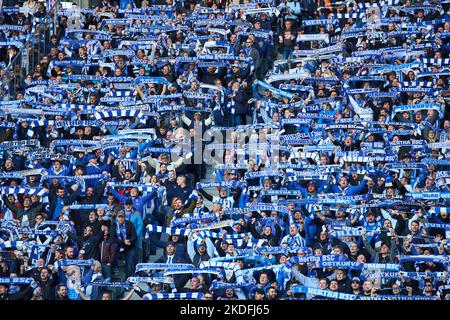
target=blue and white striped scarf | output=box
[170,213,218,227]
[210,281,255,289]
[293,285,436,300]
[197,230,247,241]
[55,259,95,268]
[127,277,173,284]
[199,261,244,282]
[0,186,47,197]
[86,281,133,288]
[0,277,35,285]
[68,204,109,210]
[144,224,191,239]
[135,263,194,272]
[399,255,449,265]
[143,292,203,300]
[108,182,157,193]
[0,139,40,149]
[94,109,146,124]
[249,204,290,214]
[163,268,221,276]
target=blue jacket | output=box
[109,187,157,215]
[327,179,367,196]
[130,212,144,249]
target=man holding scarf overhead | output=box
[156,241,192,290]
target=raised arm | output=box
[2,195,19,214]
[361,229,377,260]
[291,265,320,288]
[76,285,91,300]
[140,187,157,205]
[197,187,214,202]
[380,209,397,227]
[171,152,192,169]
[108,184,129,203]
[121,288,136,300]
[205,237,215,258]
[347,177,368,196]
[180,114,192,127]
[66,231,83,248]
[142,156,160,169]
[187,237,196,262]
[204,116,213,126]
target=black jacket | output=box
[66,231,102,260]
[191,252,210,268]
[0,286,33,300]
[155,253,190,264]
[155,254,191,290]
[38,274,60,300]
[232,89,249,115]
[111,220,137,250]
[83,220,103,238]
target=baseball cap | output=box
[85,154,97,162]
[351,277,361,283]
[125,199,133,205]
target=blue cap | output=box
[85,154,97,162]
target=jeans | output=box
[283,47,293,60]
[121,248,136,278]
[232,114,246,127]
[136,246,143,264]
[102,264,112,281]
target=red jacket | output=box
[99,239,117,265]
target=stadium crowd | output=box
[0,0,450,301]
